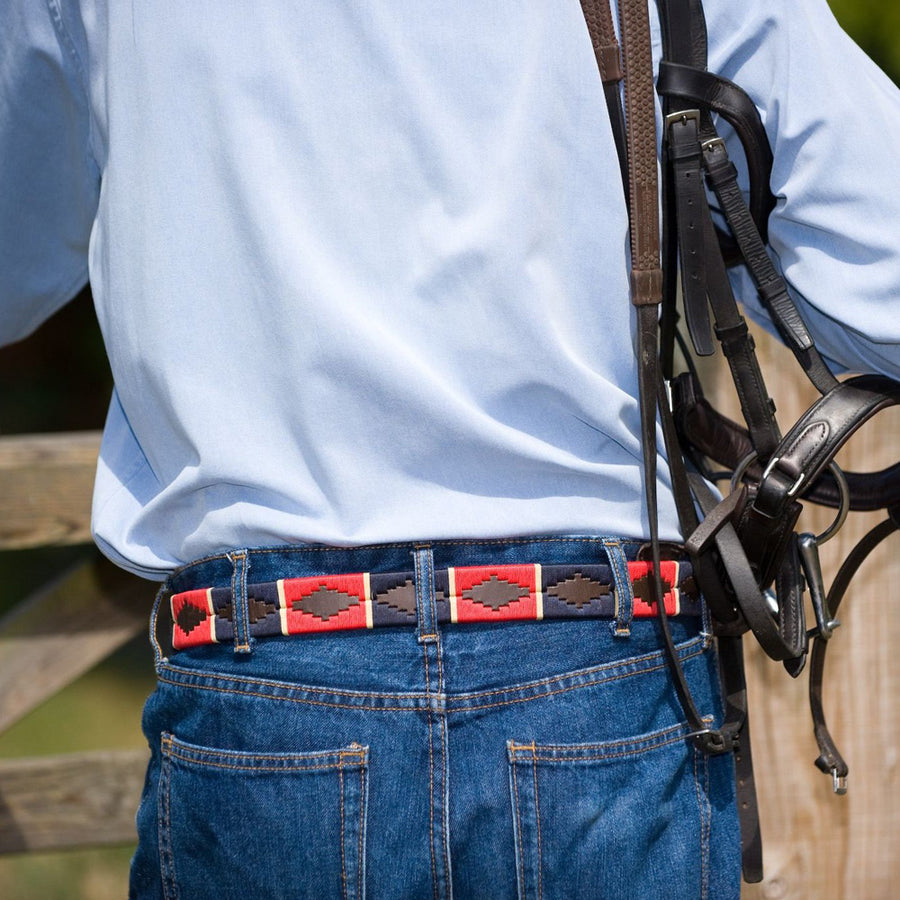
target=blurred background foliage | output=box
[0,3,896,898]
[829,0,900,85]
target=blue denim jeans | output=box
[129,537,741,899]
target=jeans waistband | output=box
[160,537,699,653]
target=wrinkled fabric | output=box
[2,1,899,578]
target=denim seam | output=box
[429,550,453,895]
[162,752,360,774]
[156,636,704,704]
[357,766,366,900]
[158,750,177,900]
[160,734,368,773]
[339,763,348,900]
[162,733,367,765]
[507,719,697,756]
[438,712,452,899]
[424,641,438,900]
[154,646,705,715]
[415,551,438,900]
[508,730,700,764]
[531,745,543,900]
[509,756,526,899]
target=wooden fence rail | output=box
[0,430,149,855]
[0,355,898,899]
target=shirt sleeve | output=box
[0,0,100,345]
[704,0,900,378]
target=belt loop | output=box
[228,550,254,655]
[150,581,170,665]
[413,545,438,645]
[603,539,634,636]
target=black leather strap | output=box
[718,634,763,883]
[671,370,900,511]
[686,476,806,662]
[750,375,900,526]
[647,1,767,881]
[585,0,725,753]
[667,112,714,355]
[657,61,776,242]
[701,141,838,395]
[657,0,708,70]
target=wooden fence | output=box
[0,327,897,895]
[0,431,149,854]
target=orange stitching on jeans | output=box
[161,738,365,764]
[422,641,438,899]
[357,766,365,900]
[155,646,706,717]
[453,656,699,713]
[438,712,451,892]
[510,753,526,895]
[162,749,357,773]
[531,743,543,900]
[157,636,704,704]
[339,759,348,900]
[508,730,697,764]
[508,721,692,755]
[229,551,251,652]
[413,541,448,898]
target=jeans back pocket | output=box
[158,733,368,900]
[508,722,712,900]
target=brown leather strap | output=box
[582,0,722,742]
[607,1,730,753]
[579,0,623,83]
[617,0,663,305]
[583,4,765,884]
[579,1,629,190]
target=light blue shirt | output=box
[3,1,900,579]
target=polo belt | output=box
[170,560,701,651]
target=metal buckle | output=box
[762,455,806,498]
[701,136,727,154]
[665,108,701,132]
[733,454,850,542]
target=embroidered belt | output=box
[170,560,701,650]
